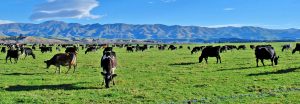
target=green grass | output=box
[1,42,300,103]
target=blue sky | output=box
[0,0,299,29]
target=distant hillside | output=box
[0,20,299,41]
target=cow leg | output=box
[113,79,116,85]
[5,56,9,63]
[10,58,12,63]
[216,57,218,64]
[261,59,265,66]
[73,64,77,73]
[256,58,259,67]
[271,59,274,66]
[218,56,222,64]
[66,65,71,74]
[205,58,208,64]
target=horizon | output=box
[0,0,299,29]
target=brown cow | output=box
[44,53,77,74]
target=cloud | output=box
[0,20,15,24]
[30,0,100,21]
[224,8,235,11]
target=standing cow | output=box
[44,53,77,74]
[255,46,279,67]
[101,50,117,88]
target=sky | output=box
[0,0,299,29]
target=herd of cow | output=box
[1,43,300,88]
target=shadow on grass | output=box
[217,66,257,71]
[248,67,300,76]
[1,73,43,76]
[5,83,102,91]
[169,62,197,66]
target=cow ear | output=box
[277,56,280,59]
[112,74,117,78]
[44,61,47,63]
[101,72,105,76]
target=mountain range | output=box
[0,20,299,41]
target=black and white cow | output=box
[101,50,117,88]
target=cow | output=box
[220,46,228,53]
[126,47,134,52]
[6,48,20,63]
[32,45,36,51]
[250,45,255,50]
[158,45,165,50]
[103,47,113,54]
[85,46,97,54]
[179,46,183,49]
[168,45,177,50]
[65,46,77,53]
[40,47,52,53]
[255,46,279,67]
[237,45,246,50]
[191,46,204,54]
[1,47,6,53]
[20,47,35,59]
[101,51,117,88]
[44,53,77,74]
[226,45,237,51]
[292,43,300,54]
[199,46,221,64]
[281,44,291,52]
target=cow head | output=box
[274,56,279,65]
[101,72,117,88]
[44,60,51,68]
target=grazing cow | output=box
[126,47,134,52]
[65,46,77,53]
[44,53,77,74]
[255,46,279,67]
[168,45,177,50]
[85,46,97,54]
[199,46,221,64]
[226,45,237,51]
[40,47,52,53]
[292,43,300,54]
[6,49,19,63]
[282,44,291,52]
[101,51,117,88]
[191,46,204,54]
[220,46,228,53]
[1,47,6,53]
[237,45,246,50]
[179,46,183,49]
[158,45,165,50]
[20,47,35,59]
[250,45,255,50]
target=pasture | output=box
[0,42,300,103]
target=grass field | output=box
[1,42,300,103]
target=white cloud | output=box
[224,8,235,11]
[30,0,100,21]
[0,20,15,24]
